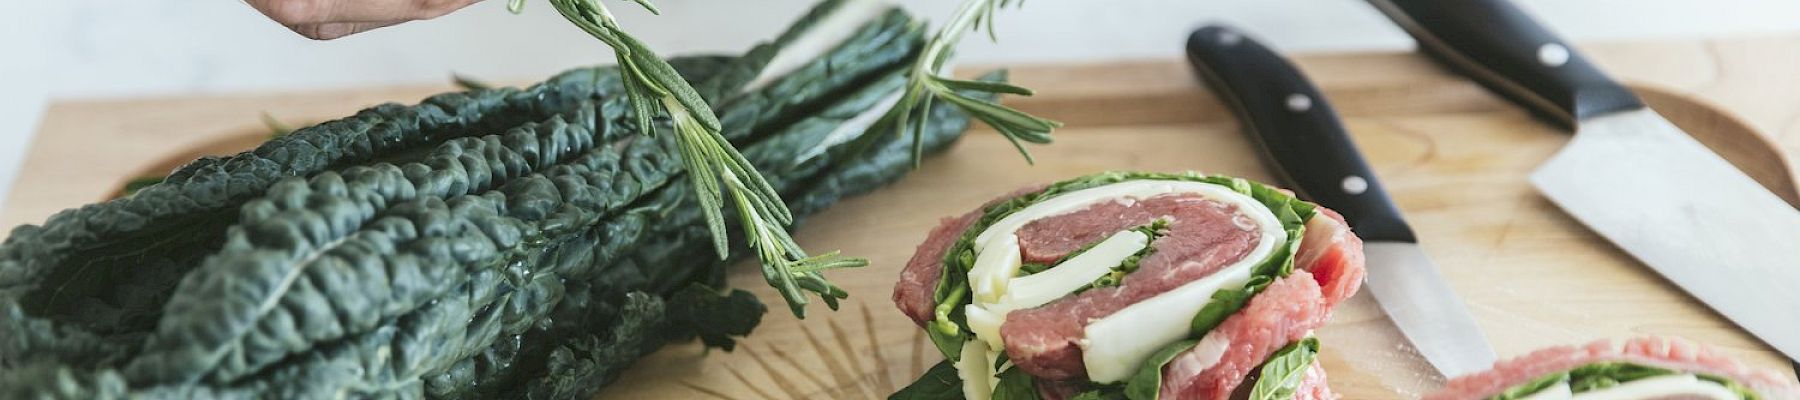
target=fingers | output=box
[248,0,482,24]
[247,0,483,39]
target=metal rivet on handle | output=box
[1538,43,1570,67]
[1285,94,1312,112]
[1342,175,1369,195]
[1217,31,1242,46]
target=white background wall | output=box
[4,0,1800,210]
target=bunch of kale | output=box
[0,1,999,398]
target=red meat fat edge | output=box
[1426,337,1800,400]
[1157,209,1363,400]
[1295,208,1365,308]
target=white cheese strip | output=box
[1569,374,1741,400]
[958,341,994,400]
[965,304,1007,350]
[1005,230,1150,309]
[968,236,1022,305]
[966,230,1148,349]
[1080,257,1262,383]
[740,0,890,94]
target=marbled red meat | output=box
[893,209,982,326]
[1158,209,1362,400]
[894,186,1044,326]
[1012,195,1259,264]
[1426,337,1800,400]
[1158,270,1329,399]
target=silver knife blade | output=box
[1363,242,1497,378]
[1533,108,1800,360]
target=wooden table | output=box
[7,35,1800,398]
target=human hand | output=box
[248,0,486,40]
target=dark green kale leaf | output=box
[992,365,1041,400]
[664,285,765,350]
[890,360,965,400]
[0,1,979,397]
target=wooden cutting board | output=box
[7,35,1800,398]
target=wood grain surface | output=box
[6,35,1800,399]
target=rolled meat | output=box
[891,171,1365,400]
[1428,337,1800,400]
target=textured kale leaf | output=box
[0,1,987,398]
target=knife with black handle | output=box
[1185,24,1497,378]
[1363,0,1639,128]
[1365,0,1800,367]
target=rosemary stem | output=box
[929,0,988,62]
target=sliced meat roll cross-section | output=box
[1002,192,1267,380]
[891,173,1367,400]
[1428,337,1800,400]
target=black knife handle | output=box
[1186,25,1415,243]
[1365,0,1644,128]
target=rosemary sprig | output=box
[537,0,866,317]
[866,0,1060,165]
